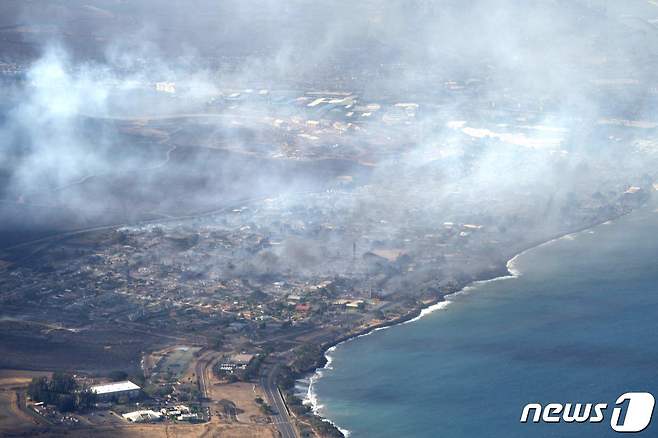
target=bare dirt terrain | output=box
[117,423,277,438]
[207,381,270,424]
[0,390,33,432]
[0,370,51,434]
[0,368,277,438]
[0,369,52,385]
[189,351,275,428]
[4,423,277,438]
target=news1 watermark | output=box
[521,392,655,433]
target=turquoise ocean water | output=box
[309,202,658,437]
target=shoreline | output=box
[299,213,635,437]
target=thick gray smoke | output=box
[1,0,657,247]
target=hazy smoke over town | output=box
[1,0,657,245]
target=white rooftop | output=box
[91,380,140,395]
[122,410,161,423]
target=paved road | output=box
[195,351,210,399]
[193,350,219,424]
[260,365,297,438]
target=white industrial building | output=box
[91,380,141,401]
[122,410,162,423]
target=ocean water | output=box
[310,203,658,437]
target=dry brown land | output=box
[0,389,34,432]
[118,423,277,438]
[0,370,52,434]
[207,381,271,424]
[195,352,272,425]
[0,369,52,386]
[0,364,277,437]
[5,423,277,438]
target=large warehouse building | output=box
[90,381,141,401]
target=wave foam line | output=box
[303,248,528,436]
[301,233,585,434]
[302,219,623,438]
[304,345,351,436]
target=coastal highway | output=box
[260,364,297,438]
[195,350,211,400]
[194,351,297,436]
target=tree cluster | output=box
[27,373,96,412]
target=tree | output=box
[145,384,173,399]
[28,374,94,412]
[77,387,97,411]
[28,377,51,404]
[277,366,295,389]
[56,394,76,412]
[244,354,265,380]
[49,373,77,394]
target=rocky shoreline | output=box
[288,208,641,437]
